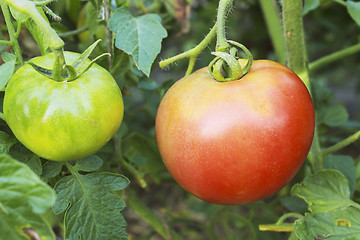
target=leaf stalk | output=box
[322,130,360,157]
[0,1,23,65]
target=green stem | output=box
[14,20,21,38]
[127,190,182,240]
[322,130,360,157]
[104,0,112,69]
[159,23,217,74]
[215,0,233,52]
[110,52,127,75]
[0,39,12,45]
[282,0,322,171]
[259,213,303,232]
[2,0,64,50]
[136,0,148,14]
[259,0,286,65]
[282,0,309,89]
[0,1,23,64]
[52,49,66,81]
[308,127,323,171]
[276,212,304,224]
[309,43,360,72]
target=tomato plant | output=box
[156,59,315,204]
[3,51,124,161]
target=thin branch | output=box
[322,130,360,157]
[58,27,88,38]
[309,43,360,72]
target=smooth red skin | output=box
[155,60,315,205]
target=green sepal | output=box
[28,40,109,82]
[65,65,78,81]
[209,51,243,82]
[27,62,69,81]
[27,62,54,78]
[72,39,102,70]
[76,53,110,79]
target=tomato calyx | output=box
[208,40,253,82]
[28,39,110,82]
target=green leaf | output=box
[320,104,349,127]
[291,170,358,214]
[122,132,165,185]
[0,154,56,239]
[42,160,63,178]
[108,7,168,76]
[0,60,15,91]
[295,207,360,239]
[0,154,54,213]
[53,167,129,240]
[1,208,55,240]
[347,0,360,26]
[312,80,334,106]
[0,131,17,153]
[2,52,16,62]
[324,155,356,197]
[303,0,320,15]
[74,155,103,172]
[280,196,308,212]
[138,77,159,90]
[10,143,42,176]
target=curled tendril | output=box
[208,40,253,82]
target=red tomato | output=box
[155,60,315,205]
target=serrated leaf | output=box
[0,60,15,91]
[0,131,17,153]
[303,0,320,15]
[347,0,360,26]
[42,161,63,178]
[10,144,42,176]
[295,208,360,240]
[53,170,129,239]
[108,7,167,76]
[280,196,308,212]
[324,155,356,197]
[74,155,103,172]
[291,170,358,214]
[0,154,56,239]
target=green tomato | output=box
[3,52,124,161]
